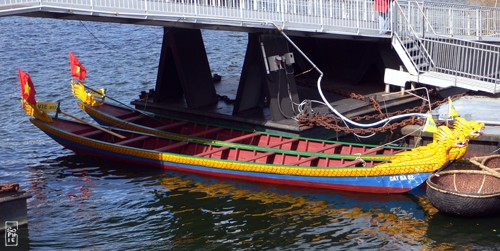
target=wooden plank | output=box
[236,137,298,163]
[286,144,341,166]
[154,127,225,152]
[80,129,104,138]
[117,135,150,145]
[243,151,276,162]
[340,147,386,167]
[193,136,299,162]
[155,141,189,152]
[123,114,145,122]
[287,155,319,166]
[194,132,260,157]
[262,137,299,148]
[60,110,126,139]
[155,121,189,131]
[191,127,225,137]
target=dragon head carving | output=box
[453,117,485,139]
[435,126,467,149]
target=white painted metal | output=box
[1,0,499,40]
[0,0,499,93]
[390,1,500,94]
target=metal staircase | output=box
[386,1,500,94]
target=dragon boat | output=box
[72,81,485,165]
[19,67,471,193]
[77,101,408,158]
[72,83,409,161]
[28,114,460,193]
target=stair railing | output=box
[393,0,500,92]
[392,0,435,73]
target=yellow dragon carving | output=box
[365,116,483,167]
[375,126,467,170]
[71,80,104,107]
[391,117,484,161]
[449,117,485,160]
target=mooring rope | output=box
[470,155,500,179]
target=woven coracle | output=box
[426,155,500,217]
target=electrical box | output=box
[266,53,294,72]
[267,55,282,72]
[283,52,295,65]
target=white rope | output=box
[354,153,367,167]
[272,23,429,128]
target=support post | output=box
[154,27,217,108]
[233,33,300,121]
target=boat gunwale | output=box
[30,117,439,176]
[80,102,407,162]
[82,102,409,150]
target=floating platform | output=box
[132,76,422,139]
[131,27,422,140]
[402,95,500,157]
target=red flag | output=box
[70,52,87,81]
[18,69,37,105]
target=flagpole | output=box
[69,53,165,125]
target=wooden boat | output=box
[426,155,500,217]
[28,115,447,193]
[77,102,408,161]
[18,73,467,193]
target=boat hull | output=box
[31,118,431,193]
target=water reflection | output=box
[426,213,500,250]
[24,154,499,250]
[3,15,497,250]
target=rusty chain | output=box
[296,85,470,134]
[217,94,236,104]
[0,182,20,194]
[369,96,385,117]
[298,113,421,134]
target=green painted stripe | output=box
[83,103,404,161]
[34,118,440,173]
[98,119,397,162]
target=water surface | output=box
[0,16,498,250]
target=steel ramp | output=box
[385,68,499,94]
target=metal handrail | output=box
[393,1,435,72]
[393,0,500,90]
[0,0,384,35]
[423,37,500,84]
[423,1,500,39]
[1,0,500,41]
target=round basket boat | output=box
[426,155,500,217]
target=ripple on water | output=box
[0,16,498,250]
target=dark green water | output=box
[0,16,498,250]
